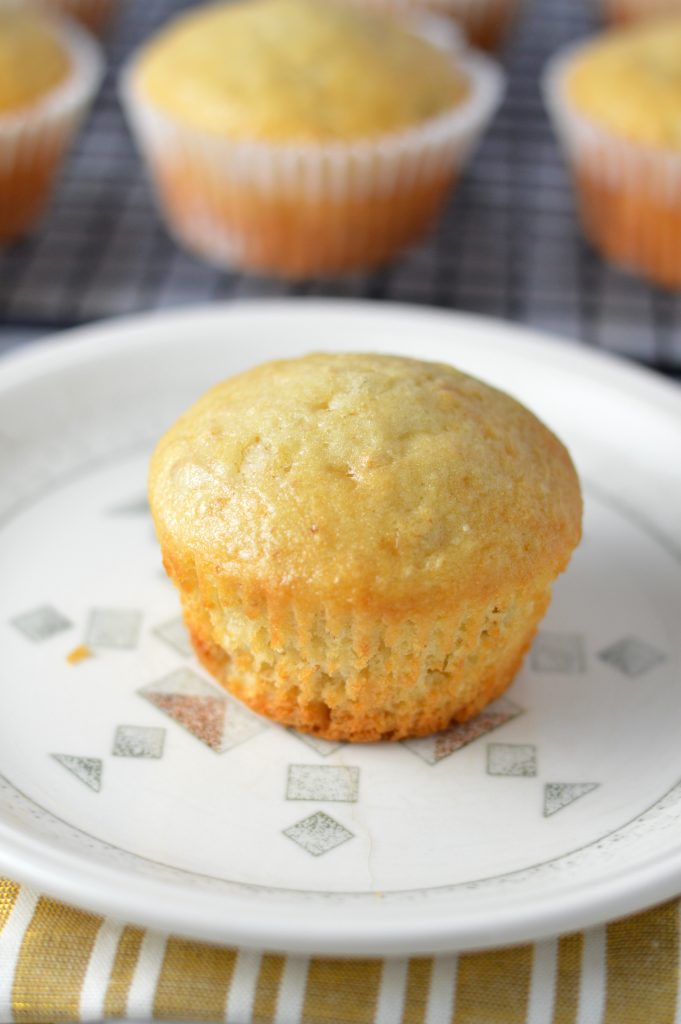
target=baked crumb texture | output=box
[150,353,582,742]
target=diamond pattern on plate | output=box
[402,698,523,765]
[598,636,666,678]
[283,811,354,857]
[11,605,72,642]
[544,782,599,817]
[152,617,193,657]
[86,608,142,650]
[288,730,345,757]
[139,668,266,753]
[51,754,102,792]
[530,632,586,673]
[286,765,360,802]
[487,743,537,777]
[113,725,165,759]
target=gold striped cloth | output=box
[0,879,679,1023]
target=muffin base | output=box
[575,159,681,290]
[0,13,102,243]
[544,45,681,290]
[150,162,456,277]
[181,587,550,743]
[0,143,67,242]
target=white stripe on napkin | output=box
[577,924,607,1024]
[79,918,123,1023]
[425,955,458,1024]
[274,954,310,1024]
[375,957,409,1024]
[0,887,39,1022]
[126,930,168,1021]
[526,937,558,1024]
[224,949,262,1022]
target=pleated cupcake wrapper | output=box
[34,0,119,36]
[120,50,504,276]
[352,0,525,49]
[0,7,103,239]
[544,44,681,287]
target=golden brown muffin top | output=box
[149,353,582,617]
[0,6,71,115]
[566,17,681,148]
[134,0,468,142]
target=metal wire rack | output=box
[1,0,680,373]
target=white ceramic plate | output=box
[1,300,680,956]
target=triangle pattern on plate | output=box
[544,782,599,817]
[139,668,267,753]
[52,754,102,792]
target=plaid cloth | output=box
[0,879,678,1023]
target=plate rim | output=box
[1,297,681,955]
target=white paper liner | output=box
[120,49,504,277]
[406,9,466,53]
[0,5,103,240]
[543,42,681,285]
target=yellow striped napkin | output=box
[1,878,678,1023]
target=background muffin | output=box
[345,0,524,51]
[121,0,503,278]
[34,0,119,37]
[0,3,102,242]
[149,353,582,743]
[599,0,681,27]
[545,17,681,289]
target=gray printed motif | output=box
[286,765,360,803]
[139,668,266,753]
[544,782,599,817]
[113,725,165,759]
[487,743,537,777]
[11,605,72,642]
[51,754,102,792]
[152,617,193,657]
[531,632,586,673]
[598,636,666,678]
[288,730,345,757]
[283,811,354,857]
[86,609,142,650]
[402,698,523,765]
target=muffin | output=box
[0,3,102,242]
[120,0,503,278]
[149,353,582,743]
[346,0,524,52]
[600,0,681,27]
[545,18,681,289]
[34,0,119,37]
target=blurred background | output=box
[1,0,680,376]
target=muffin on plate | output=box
[599,0,681,27]
[345,0,524,52]
[34,0,119,37]
[149,353,582,743]
[0,2,102,242]
[120,0,503,278]
[545,17,681,289]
